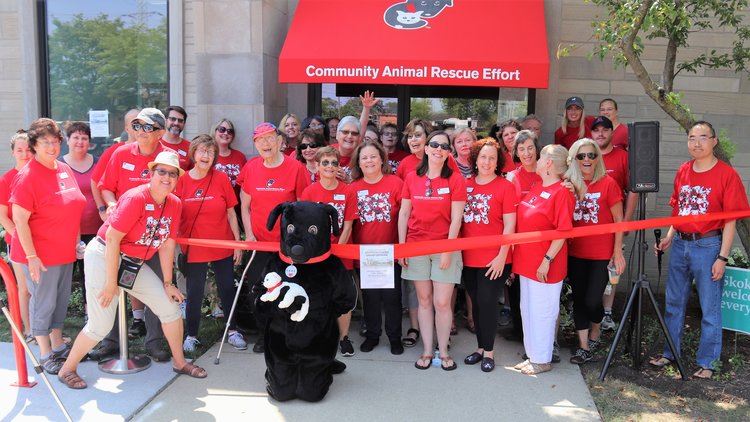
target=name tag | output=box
[122,162,135,171]
[540,191,551,199]
[437,187,450,195]
[333,194,346,201]
[59,172,69,179]
[357,190,369,197]
[145,204,155,211]
[466,187,474,193]
[178,150,187,156]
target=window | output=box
[41,0,168,157]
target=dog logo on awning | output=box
[384,0,453,30]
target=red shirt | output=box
[347,175,403,245]
[402,171,467,242]
[569,176,623,260]
[387,149,410,174]
[670,160,749,234]
[174,170,238,263]
[214,149,247,188]
[554,115,595,150]
[9,160,86,265]
[99,142,174,199]
[237,155,310,241]
[97,184,182,261]
[461,177,518,267]
[602,147,629,192]
[63,158,101,235]
[91,142,126,183]
[160,137,192,170]
[512,181,575,283]
[612,124,629,150]
[508,166,541,199]
[301,181,357,270]
[0,168,19,244]
[501,151,517,174]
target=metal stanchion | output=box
[99,291,151,374]
[215,250,256,365]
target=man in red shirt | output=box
[652,121,749,379]
[591,115,638,330]
[160,105,192,171]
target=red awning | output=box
[279,0,549,88]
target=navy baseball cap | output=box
[591,116,614,130]
[565,97,584,109]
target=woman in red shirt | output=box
[301,146,357,356]
[498,120,522,174]
[512,144,575,375]
[395,119,432,179]
[554,97,594,149]
[279,113,302,155]
[10,118,87,375]
[461,138,517,372]
[398,131,467,371]
[0,130,32,340]
[598,98,628,150]
[59,151,208,389]
[212,118,247,190]
[564,139,625,364]
[175,135,244,353]
[346,141,405,355]
[296,129,325,183]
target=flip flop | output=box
[648,355,674,368]
[693,368,714,379]
[440,355,457,371]
[414,355,432,370]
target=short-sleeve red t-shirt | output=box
[63,158,101,235]
[602,147,629,192]
[301,181,357,270]
[611,124,629,150]
[569,176,623,260]
[402,171,467,242]
[670,159,749,234]
[461,176,518,267]
[554,115,595,150]
[99,143,174,199]
[508,166,542,199]
[387,149,410,174]
[160,137,192,170]
[174,170,238,263]
[0,168,19,244]
[9,160,87,265]
[238,155,311,241]
[214,149,247,188]
[91,142,126,183]
[347,175,403,245]
[97,184,182,261]
[512,181,575,283]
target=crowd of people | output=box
[1,92,746,390]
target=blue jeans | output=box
[663,235,723,369]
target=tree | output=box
[441,98,498,130]
[587,0,750,254]
[410,98,433,121]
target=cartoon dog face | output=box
[267,201,341,264]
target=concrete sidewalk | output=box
[135,330,600,421]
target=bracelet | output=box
[544,254,553,262]
[716,254,729,263]
[25,254,37,259]
[97,205,107,212]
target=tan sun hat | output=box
[147,151,185,176]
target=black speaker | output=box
[628,121,660,193]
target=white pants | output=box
[520,275,563,364]
[82,239,181,342]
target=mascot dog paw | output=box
[251,201,357,402]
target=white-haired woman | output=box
[512,144,575,375]
[565,139,625,365]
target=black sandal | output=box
[402,328,419,348]
[440,355,457,371]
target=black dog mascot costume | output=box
[251,201,356,402]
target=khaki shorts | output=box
[401,252,462,284]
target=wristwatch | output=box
[97,205,107,212]
[544,254,553,262]
[716,254,729,263]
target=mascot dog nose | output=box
[291,244,304,256]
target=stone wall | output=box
[0,1,24,172]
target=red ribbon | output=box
[176,210,750,260]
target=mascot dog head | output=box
[267,201,341,264]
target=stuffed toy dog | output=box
[252,201,357,402]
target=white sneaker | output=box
[211,305,225,319]
[183,336,200,353]
[228,331,248,350]
[601,314,616,331]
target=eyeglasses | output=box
[132,123,160,133]
[428,141,451,151]
[688,135,714,143]
[424,178,433,197]
[320,159,339,167]
[195,147,216,157]
[382,131,398,137]
[309,123,324,129]
[339,130,360,137]
[38,139,61,148]
[216,126,234,135]
[299,143,320,150]
[167,116,185,124]
[575,152,598,161]
[154,168,179,179]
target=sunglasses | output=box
[340,130,360,137]
[154,168,179,179]
[216,126,235,135]
[132,123,160,133]
[299,143,320,150]
[575,152,598,161]
[320,159,339,167]
[167,116,185,124]
[428,141,451,151]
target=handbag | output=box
[177,172,213,276]
[117,201,167,289]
